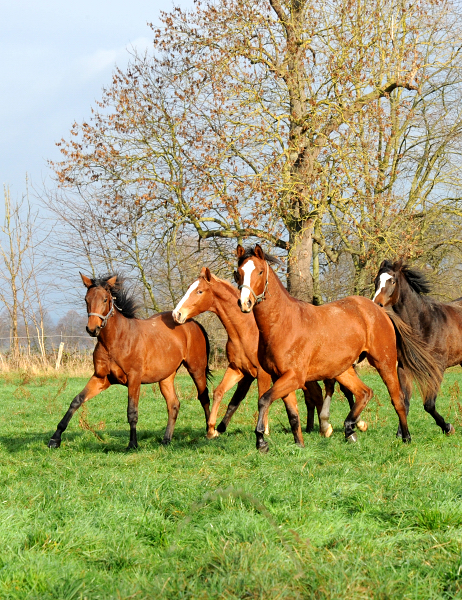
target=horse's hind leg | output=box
[159,373,180,444]
[216,373,254,436]
[423,392,454,434]
[396,362,412,438]
[48,374,110,448]
[334,367,373,442]
[368,356,411,442]
[184,362,211,427]
[207,366,244,438]
[282,392,304,448]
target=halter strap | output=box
[238,262,269,304]
[88,297,115,329]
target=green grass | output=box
[1,368,462,599]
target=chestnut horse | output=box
[48,273,211,450]
[373,260,456,435]
[172,267,365,438]
[235,245,439,452]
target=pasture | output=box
[1,369,462,599]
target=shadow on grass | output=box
[0,425,231,454]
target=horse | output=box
[373,259,458,435]
[48,273,212,450]
[171,267,366,438]
[235,244,440,452]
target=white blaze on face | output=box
[373,273,392,301]
[172,280,199,319]
[240,260,256,304]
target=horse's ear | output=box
[236,244,245,259]
[254,244,265,260]
[80,272,93,288]
[233,270,239,284]
[200,266,212,283]
[394,258,404,271]
[106,276,118,289]
[379,260,387,270]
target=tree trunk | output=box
[287,220,314,302]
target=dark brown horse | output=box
[171,267,366,438]
[48,273,211,449]
[373,260,457,435]
[235,245,439,452]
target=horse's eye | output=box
[259,270,263,275]
[104,298,107,302]
[197,290,203,295]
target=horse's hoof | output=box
[264,428,270,435]
[402,436,411,444]
[161,438,171,446]
[216,422,227,434]
[446,424,455,435]
[48,438,61,449]
[321,424,333,438]
[346,433,357,443]
[126,444,138,451]
[257,441,269,454]
[206,430,220,440]
[357,420,368,432]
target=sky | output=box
[0,0,191,201]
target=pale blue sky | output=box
[1,0,190,199]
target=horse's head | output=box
[372,260,401,308]
[80,273,117,337]
[172,268,215,324]
[235,244,269,313]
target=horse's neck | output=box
[253,267,307,337]
[212,281,255,342]
[97,309,127,351]
[395,278,427,326]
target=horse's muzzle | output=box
[86,325,100,337]
[172,310,186,324]
[238,298,253,313]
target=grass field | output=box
[1,368,462,599]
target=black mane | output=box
[90,273,141,318]
[237,247,281,267]
[400,264,432,296]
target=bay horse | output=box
[373,259,457,435]
[235,245,440,452]
[48,273,211,450]
[172,267,365,438]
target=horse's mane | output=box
[237,247,281,267]
[90,273,141,319]
[400,265,432,296]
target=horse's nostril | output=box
[378,303,383,308]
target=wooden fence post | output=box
[55,342,64,369]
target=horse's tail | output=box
[385,308,443,399]
[195,320,214,384]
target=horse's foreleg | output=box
[48,374,110,448]
[159,373,180,444]
[256,368,272,435]
[335,367,373,443]
[215,372,254,437]
[339,381,367,432]
[127,375,142,450]
[282,392,304,447]
[255,370,300,453]
[319,379,334,437]
[208,367,243,438]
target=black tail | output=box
[194,320,214,384]
[385,308,443,399]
